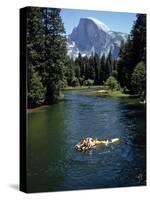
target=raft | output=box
[75,137,119,151]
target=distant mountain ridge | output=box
[67,17,128,59]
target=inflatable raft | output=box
[75,137,119,151]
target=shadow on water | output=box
[118,100,146,147]
[27,102,69,192]
[27,90,146,192]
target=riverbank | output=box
[27,105,50,113]
[85,90,131,97]
[62,85,104,91]
[63,86,134,98]
[27,87,142,113]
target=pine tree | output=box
[74,65,80,79]
[117,14,146,91]
[41,8,67,104]
[93,53,100,85]
[28,66,46,108]
[65,56,75,86]
[89,54,95,80]
[112,59,118,79]
[117,39,131,87]
[27,7,46,108]
[75,53,85,78]
[84,56,90,80]
[106,50,113,75]
[131,14,146,64]
[99,54,107,85]
[131,62,146,97]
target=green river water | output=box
[27,89,146,192]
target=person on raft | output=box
[75,137,119,151]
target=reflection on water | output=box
[27,90,146,192]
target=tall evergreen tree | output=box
[93,53,100,85]
[131,62,146,97]
[41,8,67,103]
[65,56,75,86]
[84,56,90,80]
[112,59,118,79]
[75,53,85,78]
[105,50,113,75]
[117,14,146,91]
[131,14,146,64]
[89,54,95,80]
[99,54,106,84]
[28,66,46,108]
[117,38,132,88]
[27,7,46,108]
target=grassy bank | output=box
[95,90,131,97]
[62,85,105,91]
[28,87,142,113]
[62,85,137,98]
[27,105,50,113]
[83,89,137,98]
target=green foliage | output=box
[88,55,96,80]
[117,38,133,88]
[72,51,114,86]
[28,67,46,108]
[59,79,68,89]
[41,8,67,104]
[117,14,146,92]
[112,70,118,79]
[79,77,84,85]
[69,51,115,87]
[123,86,130,94]
[84,56,90,80]
[27,7,46,108]
[131,14,146,64]
[93,53,101,85]
[27,7,68,107]
[131,62,146,96]
[71,77,80,87]
[75,53,85,78]
[105,50,113,76]
[104,76,120,91]
[83,79,94,86]
[74,65,80,78]
[65,56,75,86]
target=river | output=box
[27,89,146,193]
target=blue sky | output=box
[60,8,137,35]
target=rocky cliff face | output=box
[67,17,127,59]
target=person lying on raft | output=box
[75,137,119,151]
